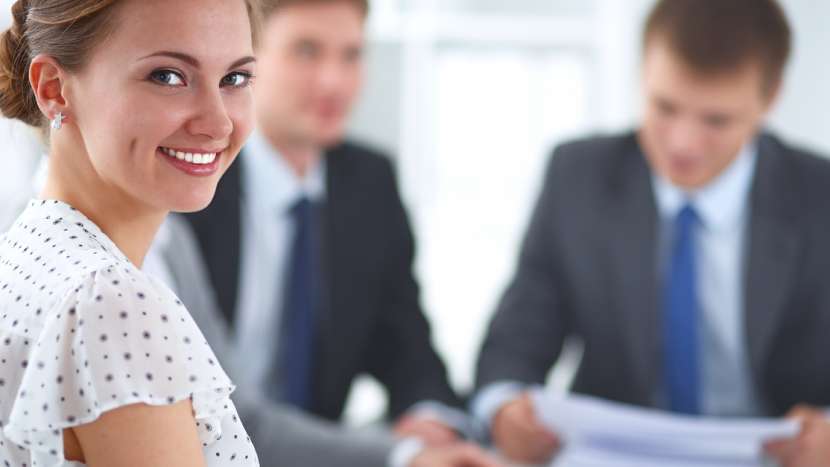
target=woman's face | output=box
[64,0,256,213]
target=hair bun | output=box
[0,0,42,127]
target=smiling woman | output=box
[0,0,261,466]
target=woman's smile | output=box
[157,145,224,176]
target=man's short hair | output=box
[644,0,791,95]
[260,0,370,20]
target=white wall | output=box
[769,0,830,154]
[0,0,42,227]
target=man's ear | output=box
[762,77,783,114]
[29,54,69,124]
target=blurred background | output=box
[2,0,829,424]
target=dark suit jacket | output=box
[185,141,460,421]
[476,131,830,416]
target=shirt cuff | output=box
[405,400,474,438]
[470,381,527,439]
[388,437,425,467]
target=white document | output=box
[530,390,799,467]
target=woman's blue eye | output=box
[149,70,186,87]
[221,72,253,88]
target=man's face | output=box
[639,38,778,190]
[255,1,365,148]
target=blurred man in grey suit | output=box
[146,0,502,466]
[149,216,499,467]
[473,1,830,466]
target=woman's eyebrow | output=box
[140,51,200,67]
[227,56,256,70]
[138,51,256,70]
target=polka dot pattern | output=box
[0,200,259,466]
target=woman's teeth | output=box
[160,147,218,165]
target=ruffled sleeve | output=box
[2,264,245,466]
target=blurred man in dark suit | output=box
[473,1,830,466]
[162,1,501,466]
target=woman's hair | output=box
[0,0,261,129]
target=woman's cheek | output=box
[227,94,256,147]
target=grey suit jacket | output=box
[476,131,830,416]
[150,214,397,467]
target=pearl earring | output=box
[50,112,64,130]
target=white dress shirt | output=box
[232,130,326,392]
[652,141,760,416]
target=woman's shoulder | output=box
[1,200,133,284]
[2,254,234,460]
[0,198,204,340]
[63,259,182,315]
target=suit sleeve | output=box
[232,385,397,467]
[363,160,462,420]
[475,148,571,390]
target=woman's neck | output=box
[40,140,166,268]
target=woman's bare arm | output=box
[65,400,207,467]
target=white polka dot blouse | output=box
[0,200,260,466]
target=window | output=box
[344,0,652,424]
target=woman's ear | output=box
[29,54,68,123]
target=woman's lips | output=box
[157,146,222,176]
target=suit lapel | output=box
[744,135,800,386]
[311,146,347,417]
[604,137,661,404]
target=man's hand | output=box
[394,415,459,446]
[764,405,830,467]
[410,443,505,467]
[491,393,560,464]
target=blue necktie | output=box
[664,204,700,415]
[278,197,318,409]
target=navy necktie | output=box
[278,197,318,409]
[664,204,700,415]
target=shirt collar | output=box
[652,140,758,232]
[241,129,326,216]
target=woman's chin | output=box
[166,189,217,214]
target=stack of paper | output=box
[530,391,799,467]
